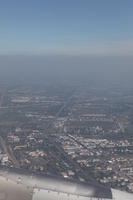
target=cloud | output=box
[28,40,133,56]
[53,40,133,56]
[1,39,133,56]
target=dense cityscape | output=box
[0,83,133,193]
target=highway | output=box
[0,136,20,168]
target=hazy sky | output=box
[0,0,133,55]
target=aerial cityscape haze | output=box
[0,0,133,199]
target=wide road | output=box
[43,90,95,182]
[0,136,20,168]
